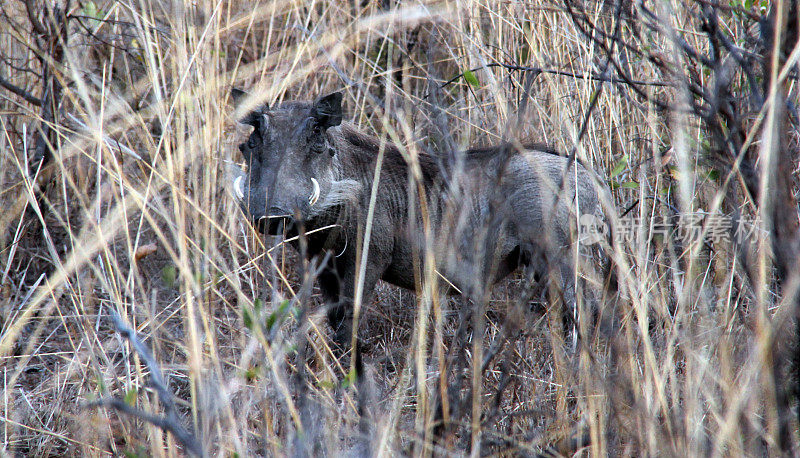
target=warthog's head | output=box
[231,89,361,233]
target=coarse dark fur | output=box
[231,89,610,377]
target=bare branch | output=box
[85,397,203,456]
[24,0,47,35]
[0,75,41,105]
[84,309,205,457]
[65,112,142,160]
[438,62,671,93]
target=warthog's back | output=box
[422,146,607,293]
[499,149,604,237]
[456,147,605,241]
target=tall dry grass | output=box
[1,0,797,456]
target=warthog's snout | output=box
[231,173,322,234]
[229,161,325,234]
[233,175,319,209]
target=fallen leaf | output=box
[134,243,158,261]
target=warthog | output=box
[231,89,610,371]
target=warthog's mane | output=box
[337,123,564,185]
[464,142,560,159]
[338,125,440,185]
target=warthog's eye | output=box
[310,139,324,154]
[307,122,328,155]
[239,133,261,163]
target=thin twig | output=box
[438,62,671,92]
[85,309,205,457]
[65,112,142,160]
[24,0,47,35]
[0,75,41,105]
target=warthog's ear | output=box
[311,92,343,129]
[231,87,269,127]
[231,87,248,104]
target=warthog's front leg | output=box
[319,257,384,379]
[319,255,386,445]
[318,265,357,372]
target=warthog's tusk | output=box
[233,176,244,200]
[308,178,320,206]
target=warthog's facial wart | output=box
[309,178,320,206]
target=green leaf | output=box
[267,300,290,331]
[266,310,277,331]
[123,450,147,458]
[619,181,639,189]
[278,299,290,314]
[96,374,107,392]
[160,265,177,288]
[462,70,480,87]
[610,154,628,178]
[244,366,259,381]
[341,368,358,388]
[253,298,263,314]
[124,388,138,406]
[83,1,98,18]
[242,305,254,330]
[518,46,530,64]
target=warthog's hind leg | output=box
[516,243,581,350]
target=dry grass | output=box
[1,0,798,456]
